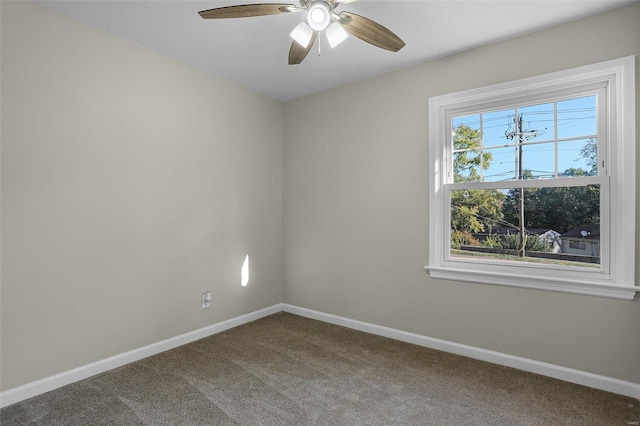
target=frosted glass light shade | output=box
[307,1,331,31]
[326,22,348,48]
[290,22,313,48]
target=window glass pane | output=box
[453,149,481,182]
[557,95,596,140]
[450,185,600,268]
[482,109,514,147]
[558,138,597,176]
[521,142,556,179]
[453,114,480,131]
[450,187,506,235]
[453,114,482,183]
[519,102,555,142]
[482,146,517,182]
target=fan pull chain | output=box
[318,35,321,56]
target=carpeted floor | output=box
[1,312,639,425]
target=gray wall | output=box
[1,2,283,391]
[283,3,640,383]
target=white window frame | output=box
[427,56,638,299]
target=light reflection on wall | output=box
[241,255,249,287]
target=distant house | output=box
[476,227,562,253]
[536,229,562,253]
[560,224,600,257]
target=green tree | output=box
[579,138,598,175]
[453,124,491,182]
[451,124,505,234]
[451,189,505,233]
[560,167,589,177]
[503,139,600,234]
[502,169,599,233]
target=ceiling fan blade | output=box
[337,11,405,52]
[289,32,318,65]
[199,4,299,19]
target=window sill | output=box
[425,266,640,300]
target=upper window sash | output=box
[444,85,606,185]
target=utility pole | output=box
[505,114,541,258]
[517,115,525,258]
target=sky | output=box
[452,94,596,182]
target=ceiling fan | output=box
[198,1,405,65]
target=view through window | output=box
[449,94,602,268]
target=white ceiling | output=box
[38,0,636,101]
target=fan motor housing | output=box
[307,1,332,31]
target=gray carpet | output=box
[1,312,638,425]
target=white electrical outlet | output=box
[201,291,211,309]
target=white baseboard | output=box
[282,304,640,401]
[0,304,284,409]
[3,302,638,408]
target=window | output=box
[569,241,586,250]
[427,57,637,299]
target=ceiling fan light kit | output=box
[326,22,349,48]
[198,0,405,64]
[290,21,314,48]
